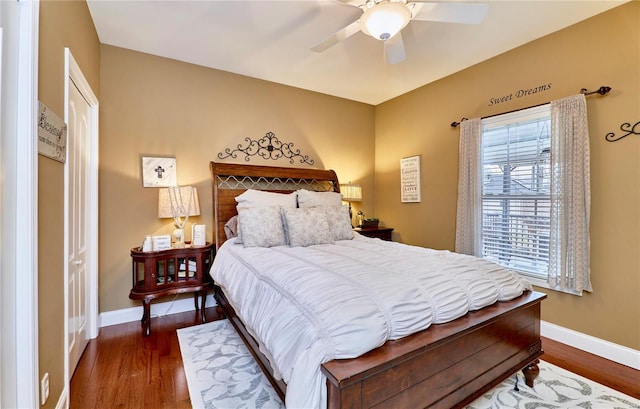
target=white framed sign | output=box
[38,101,67,163]
[141,156,177,187]
[401,155,421,203]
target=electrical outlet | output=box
[41,372,49,405]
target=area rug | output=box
[177,320,640,409]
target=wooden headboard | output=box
[209,161,341,249]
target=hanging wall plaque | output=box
[38,101,67,163]
[141,156,177,187]
[401,155,421,203]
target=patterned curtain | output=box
[549,94,592,294]
[455,118,482,256]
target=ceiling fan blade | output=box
[411,2,488,24]
[311,19,361,52]
[385,31,406,65]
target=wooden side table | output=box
[129,243,214,335]
[354,227,394,241]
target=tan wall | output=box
[38,0,100,407]
[99,45,375,312]
[375,3,640,350]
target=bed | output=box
[209,161,546,409]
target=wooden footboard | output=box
[321,291,546,409]
[216,287,545,409]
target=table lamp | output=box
[340,183,362,226]
[158,186,200,248]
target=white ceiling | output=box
[87,1,626,105]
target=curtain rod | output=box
[450,86,611,128]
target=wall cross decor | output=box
[218,131,315,165]
[141,156,177,187]
[154,166,165,178]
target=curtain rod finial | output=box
[581,86,612,96]
[451,117,468,128]
[598,86,612,95]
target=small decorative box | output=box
[362,219,379,229]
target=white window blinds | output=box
[481,105,551,278]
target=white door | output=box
[67,78,90,374]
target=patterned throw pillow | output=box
[237,206,287,248]
[282,207,334,247]
[234,190,296,245]
[322,206,354,241]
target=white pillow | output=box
[235,189,297,208]
[282,207,334,247]
[237,206,287,248]
[297,189,342,208]
[323,205,354,241]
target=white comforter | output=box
[210,234,532,409]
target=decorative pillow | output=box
[224,215,239,239]
[323,205,354,241]
[297,189,343,208]
[235,189,297,208]
[237,206,287,248]
[282,207,334,247]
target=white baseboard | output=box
[99,294,218,328]
[55,388,67,409]
[541,320,640,370]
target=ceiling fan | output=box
[311,0,488,64]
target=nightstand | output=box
[129,243,214,335]
[354,227,394,241]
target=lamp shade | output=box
[340,183,362,202]
[158,186,201,219]
[359,2,411,41]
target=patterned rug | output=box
[177,320,640,409]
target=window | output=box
[456,95,591,294]
[480,105,551,280]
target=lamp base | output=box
[172,228,186,248]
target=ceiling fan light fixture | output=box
[360,2,411,41]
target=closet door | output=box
[67,78,90,376]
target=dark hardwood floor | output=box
[70,306,225,409]
[70,306,639,408]
[541,336,639,400]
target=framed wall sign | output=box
[401,155,421,203]
[141,156,177,187]
[38,101,68,163]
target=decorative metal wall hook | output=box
[218,131,315,165]
[605,121,640,142]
